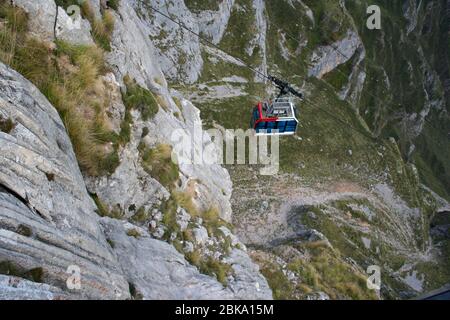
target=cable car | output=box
[251,76,303,136]
[251,97,299,135]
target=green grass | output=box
[0,3,121,176]
[55,1,117,51]
[323,55,355,90]
[160,195,180,237]
[259,241,378,300]
[344,0,450,203]
[16,224,33,237]
[140,144,180,189]
[54,0,81,9]
[219,0,257,63]
[184,0,220,13]
[123,75,159,121]
[0,261,44,283]
[172,191,199,216]
[260,262,295,299]
[107,0,120,11]
[79,1,115,51]
[0,115,15,133]
[131,207,149,223]
[185,250,232,286]
[159,190,233,286]
[199,257,232,286]
[91,193,124,219]
[126,228,141,238]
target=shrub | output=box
[123,76,159,121]
[140,144,180,189]
[126,228,141,238]
[91,194,123,219]
[0,115,15,133]
[0,3,120,176]
[107,0,120,11]
[199,257,232,286]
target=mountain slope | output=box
[0,0,448,300]
[146,0,450,299]
[0,0,271,299]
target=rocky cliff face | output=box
[0,62,129,299]
[0,0,448,300]
[0,0,271,299]
[143,0,449,299]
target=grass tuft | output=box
[140,144,180,189]
[107,0,120,11]
[185,250,232,286]
[126,228,141,238]
[123,75,159,121]
[0,115,15,133]
[91,193,123,219]
[78,1,115,51]
[0,3,121,176]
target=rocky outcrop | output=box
[14,0,94,45]
[103,0,233,221]
[0,58,269,300]
[249,0,268,82]
[100,218,271,300]
[129,0,203,84]
[0,62,130,299]
[194,0,235,44]
[0,275,68,300]
[308,30,363,79]
[1,0,271,300]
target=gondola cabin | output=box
[251,97,299,136]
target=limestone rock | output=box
[14,0,94,45]
[308,30,362,79]
[193,226,209,246]
[224,249,272,300]
[0,275,69,300]
[106,1,233,221]
[306,291,330,300]
[100,218,236,300]
[0,62,129,299]
[176,208,191,232]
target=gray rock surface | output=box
[103,0,233,221]
[308,30,362,79]
[0,275,69,300]
[224,248,272,300]
[0,62,129,299]
[14,0,94,45]
[135,0,203,84]
[0,0,272,300]
[194,0,235,45]
[100,218,234,300]
[193,226,209,246]
[306,291,330,300]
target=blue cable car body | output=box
[251,76,302,136]
[251,97,299,136]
